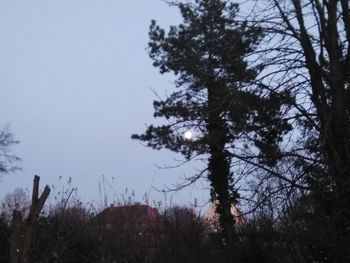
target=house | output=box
[204,201,246,230]
[92,204,161,262]
[95,203,159,227]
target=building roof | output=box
[94,204,160,226]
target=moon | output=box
[184,130,193,140]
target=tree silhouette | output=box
[249,0,350,261]
[132,0,263,248]
[0,126,20,175]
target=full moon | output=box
[184,130,193,140]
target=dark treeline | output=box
[0,193,316,263]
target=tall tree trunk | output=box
[323,107,350,262]
[207,84,237,252]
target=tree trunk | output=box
[10,175,51,263]
[323,110,350,262]
[207,84,237,253]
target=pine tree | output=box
[132,0,262,249]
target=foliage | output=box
[157,206,216,263]
[30,206,100,263]
[0,196,226,263]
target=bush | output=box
[30,206,100,263]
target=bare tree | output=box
[243,0,350,261]
[1,188,30,221]
[0,126,20,175]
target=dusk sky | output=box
[0,0,210,208]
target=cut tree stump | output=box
[10,175,51,263]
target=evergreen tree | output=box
[132,0,263,249]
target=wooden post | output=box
[10,175,51,263]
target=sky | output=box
[0,0,210,208]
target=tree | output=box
[10,176,50,263]
[1,188,30,221]
[132,0,263,249]
[247,0,350,261]
[158,206,212,263]
[0,126,20,175]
